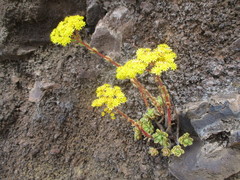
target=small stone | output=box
[230,38,240,51]
[50,147,61,155]
[0,72,4,78]
[28,81,43,102]
[11,75,20,83]
[16,46,36,56]
[140,2,154,14]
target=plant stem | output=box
[116,108,152,139]
[155,76,172,129]
[131,78,164,116]
[73,31,121,67]
[73,31,151,108]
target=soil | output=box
[0,0,239,179]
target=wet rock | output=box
[169,139,240,180]
[181,92,240,140]
[90,6,135,58]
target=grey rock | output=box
[0,72,4,78]
[29,81,44,102]
[122,0,137,5]
[0,26,8,44]
[140,2,154,14]
[230,38,240,52]
[11,75,20,84]
[182,93,240,140]
[228,130,240,148]
[169,139,240,180]
[172,92,240,180]
[86,0,106,27]
[16,46,36,56]
[90,6,135,58]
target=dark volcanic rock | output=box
[171,92,240,180]
[169,139,240,180]
[86,0,106,28]
[181,93,240,140]
[90,6,135,58]
[0,0,239,180]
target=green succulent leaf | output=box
[152,129,170,147]
[144,108,158,119]
[140,118,154,134]
[161,147,171,157]
[178,133,193,147]
[148,147,159,156]
[157,96,163,105]
[133,127,142,141]
[171,145,185,157]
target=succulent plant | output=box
[133,125,142,141]
[178,133,193,147]
[149,147,159,156]
[161,147,171,157]
[152,129,170,147]
[140,117,154,134]
[171,145,185,157]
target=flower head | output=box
[116,59,148,80]
[91,84,127,119]
[116,44,177,80]
[50,15,86,46]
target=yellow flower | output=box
[50,15,86,46]
[92,84,127,117]
[116,44,177,80]
[116,59,148,80]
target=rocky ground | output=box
[0,0,239,179]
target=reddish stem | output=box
[73,31,151,108]
[155,76,172,128]
[116,109,152,139]
[132,78,164,115]
[73,32,121,67]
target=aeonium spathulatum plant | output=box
[50,15,193,157]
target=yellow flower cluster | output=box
[50,15,86,46]
[116,44,177,80]
[116,59,147,79]
[91,84,127,119]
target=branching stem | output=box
[116,108,152,139]
[155,76,172,129]
[131,78,164,116]
[73,31,152,109]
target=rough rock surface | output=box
[170,92,240,180]
[181,93,240,140]
[0,0,239,179]
[90,6,135,58]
